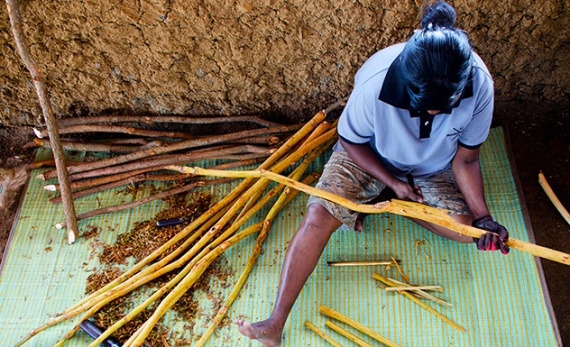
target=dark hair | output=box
[401,1,473,111]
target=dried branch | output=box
[391,256,410,283]
[31,138,147,154]
[55,178,233,229]
[26,160,83,170]
[230,135,281,145]
[35,124,197,139]
[94,138,154,146]
[59,123,302,177]
[6,0,77,243]
[39,144,271,181]
[56,114,281,128]
[49,173,194,203]
[385,285,442,292]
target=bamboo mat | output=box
[0,127,560,346]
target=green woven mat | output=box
[0,127,560,346]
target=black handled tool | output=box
[80,320,122,347]
[156,216,191,227]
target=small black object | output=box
[156,216,190,227]
[79,320,122,347]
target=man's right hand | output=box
[392,179,424,203]
[339,139,423,203]
[472,215,510,254]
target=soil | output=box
[0,109,568,345]
[500,108,570,346]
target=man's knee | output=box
[302,203,342,232]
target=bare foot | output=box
[355,212,368,232]
[235,318,282,347]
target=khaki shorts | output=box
[307,151,470,230]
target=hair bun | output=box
[421,1,457,29]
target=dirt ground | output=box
[0,111,568,345]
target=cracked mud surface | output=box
[1,1,569,125]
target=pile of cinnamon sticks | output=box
[28,112,310,230]
[17,102,343,347]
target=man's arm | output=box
[452,145,509,253]
[339,138,423,202]
[451,145,489,219]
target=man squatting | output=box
[236,2,509,346]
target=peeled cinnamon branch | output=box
[169,166,570,266]
[538,170,570,226]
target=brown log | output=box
[39,144,271,181]
[6,0,78,242]
[45,156,265,192]
[55,114,280,128]
[35,124,197,140]
[26,160,83,170]
[63,152,265,182]
[32,138,145,154]
[94,138,153,146]
[228,135,282,145]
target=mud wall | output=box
[1,0,568,126]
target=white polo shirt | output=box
[337,42,494,177]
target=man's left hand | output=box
[472,215,510,254]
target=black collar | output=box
[378,54,474,138]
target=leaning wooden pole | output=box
[6,0,78,243]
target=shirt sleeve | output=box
[337,87,376,144]
[458,70,494,149]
